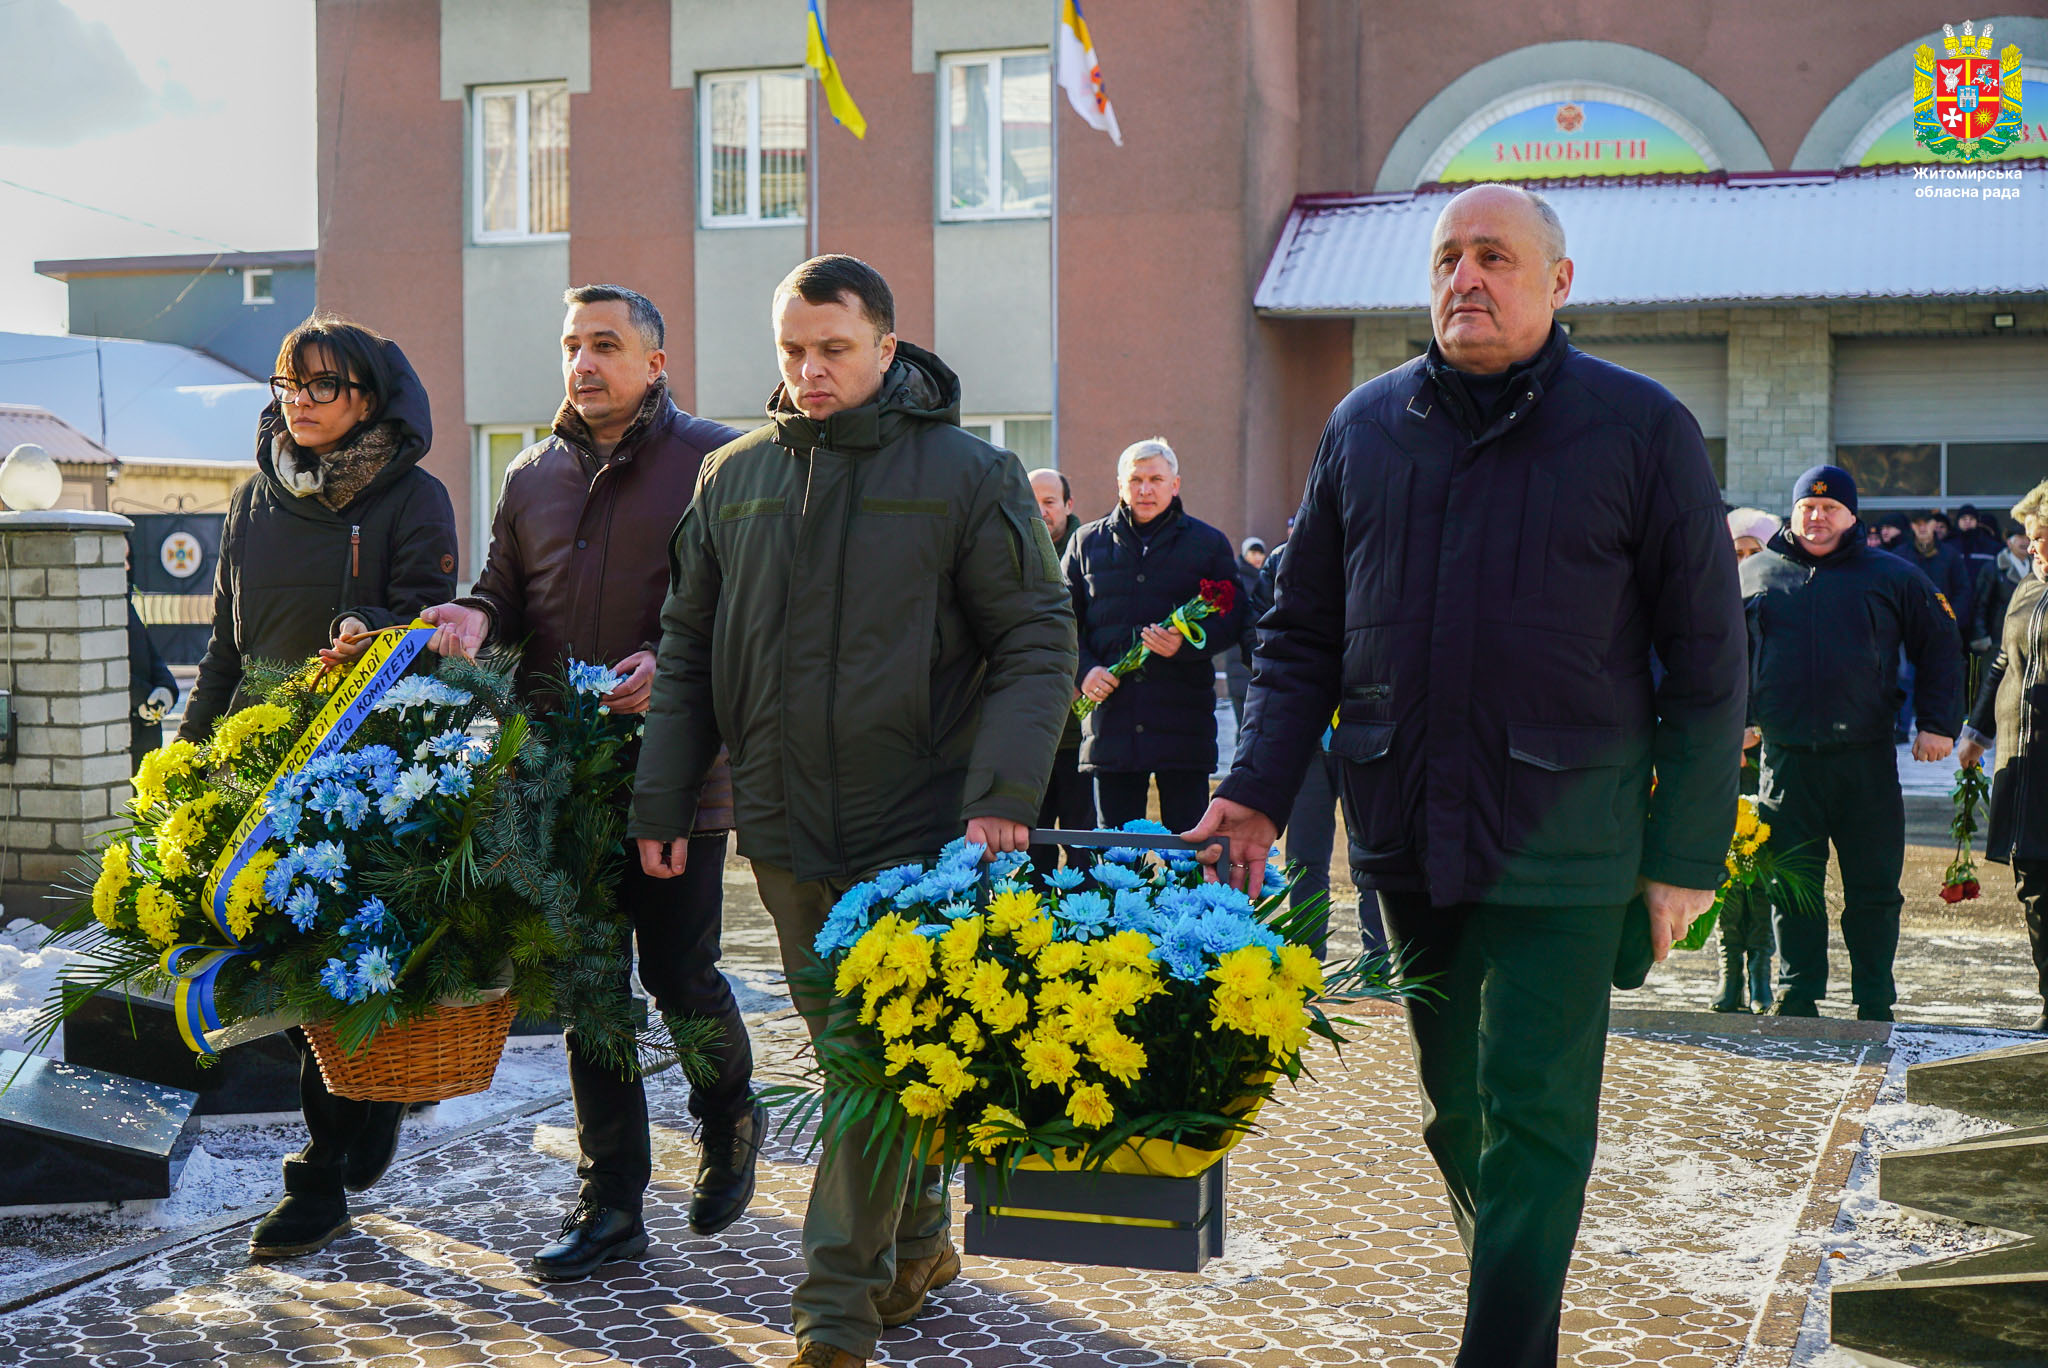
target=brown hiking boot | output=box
[789,1343,864,1368]
[874,1241,962,1327]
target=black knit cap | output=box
[1791,464,1857,514]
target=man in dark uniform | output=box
[1742,465,1962,1021]
[1189,183,1744,1368]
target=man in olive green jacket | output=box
[629,255,1076,1368]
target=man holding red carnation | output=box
[1063,437,1246,834]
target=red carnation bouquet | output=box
[1941,761,1990,903]
[1074,578,1237,719]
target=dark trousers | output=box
[1284,750,1385,957]
[1093,769,1210,833]
[569,831,755,1213]
[1030,744,1098,872]
[2008,861,2048,1007]
[291,1026,391,1172]
[1380,895,1625,1368]
[1760,743,1905,1011]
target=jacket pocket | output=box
[1505,723,1626,859]
[1329,719,1404,860]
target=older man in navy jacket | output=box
[1191,184,1745,1368]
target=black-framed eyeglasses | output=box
[269,374,364,405]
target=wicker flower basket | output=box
[303,996,519,1101]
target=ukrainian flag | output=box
[805,0,867,140]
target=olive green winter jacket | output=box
[627,342,1078,881]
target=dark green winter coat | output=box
[628,342,1078,881]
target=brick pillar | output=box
[0,510,134,918]
[1726,307,1832,511]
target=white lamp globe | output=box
[0,444,62,512]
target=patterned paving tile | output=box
[0,1015,1876,1367]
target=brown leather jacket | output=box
[463,379,739,833]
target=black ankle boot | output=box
[690,1100,766,1236]
[250,1158,350,1259]
[344,1101,406,1192]
[530,1200,647,1282]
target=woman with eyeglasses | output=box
[180,315,458,742]
[177,313,458,1261]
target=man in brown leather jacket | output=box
[397,285,756,1280]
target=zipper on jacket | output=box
[350,525,361,579]
[824,454,856,863]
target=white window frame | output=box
[938,49,1052,222]
[242,268,274,305]
[698,69,809,228]
[471,81,571,244]
[472,425,546,566]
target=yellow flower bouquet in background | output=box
[1672,794,1781,952]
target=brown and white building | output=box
[312,1,2048,574]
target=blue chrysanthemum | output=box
[1041,865,1085,891]
[1090,862,1143,891]
[303,840,349,886]
[353,947,396,998]
[345,896,388,937]
[285,884,322,931]
[263,851,302,907]
[335,788,370,831]
[395,765,436,804]
[427,729,469,758]
[436,765,473,798]
[319,957,355,1001]
[1058,890,1112,940]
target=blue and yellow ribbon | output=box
[1167,603,1209,651]
[167,621,437,1054]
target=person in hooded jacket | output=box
[177,315,459,1261]
[1971,519,2031,657]
[1743,466,1961,1022]
[630,255,1075,1368]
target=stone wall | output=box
[1351,299,2048,511]
[0,510,134,919]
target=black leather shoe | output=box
[1771,994,1820,1018]
[343,1101,406,1192]
[250,1159,350,1259]
[1856,1004,1896,1023]
[691,1100,766,1236]
[530,1200,648,1282]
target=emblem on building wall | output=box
[1915,21,2024,160]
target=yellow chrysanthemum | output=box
[914,1043,978,1099]
[900,1082,948,1119]
[876,994,918,1039]
[1082,929,1157,973]
[884,1041,916,1076]
[223,848,278,940]
[968,1104,1024,1155]
[133,883,183,949]
[1056,996,1112,1045]
[987,887,1042,934]
[1091,965,1161,1016]
[1211,945,1275,997]
[1035,940,1084,978]
[154,791,229,882]
[982,988,1030,1035]
[1020,1032,1079,1092]
[1212,991,1260,1037]
[130,740,201,813]
[949,1013,985,1055]
[92,840,133,929]
[835,915,909,997]
[938,915,984,970]
[882,929,936,993]
[1275,943,1325,997]
[1013,913,1055,957]
[914,994,945,1029]
[1086,1029,1147,1085]
[204,703,293,764]
[962,960,1010,1013]
[1065,1081,1115,1129]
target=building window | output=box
[700,71,808,226]
[473,82,570,241]
[243,269,274,305]
[473,425,546,556]
[962,416,1053,468]
[940,52,1051,220]
[1837,441,2048,512]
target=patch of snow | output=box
[1789,1024,2041,1366]
[0,920,87,1058]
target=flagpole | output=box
[807,73,820,259]
[1048,0,1062,470]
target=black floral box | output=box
[962,1158,1226,1272]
